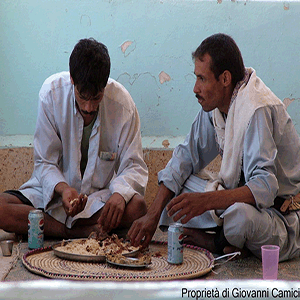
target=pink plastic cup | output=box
[261,245,280,280]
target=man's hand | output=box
[97,193,126,232]
[55,182,87,217]
[128,183,175,248]
[166,186,256,224]
[68,194,88,217]
[127,213,159,248]
[166,192,209,224]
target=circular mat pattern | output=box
[22,241,214,281]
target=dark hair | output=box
[192,33,245,87]
[69,38,111,98]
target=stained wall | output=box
[0,1,299,203]
[1,0,300,149]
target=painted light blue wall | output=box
[1,0,300,148]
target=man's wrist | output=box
[55,182,69,196]
[112,192,127,205]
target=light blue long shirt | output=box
[158,102,300,211]
[158,73,300,260]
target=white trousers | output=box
[159,175,300,261]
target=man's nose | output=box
[84,101,94,112]
[193,81,200,94]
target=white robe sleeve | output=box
[244,106,280,209]
[33,92,67,209]
[108,106,148,203]
[158,109,219,195]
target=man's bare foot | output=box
[183,228,217,253]
[182,227,251,259]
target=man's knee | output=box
[125,194,147,220]
[224,202,256,227]
[222,202,258,248]
[0,192,21,205]
[0,192,9,204]
[130,194,147,215]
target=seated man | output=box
[0,38,148,238]
[129,33,300,262]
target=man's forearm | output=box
[166,184,256,224]
[147,183,175,220]
[206,185,256,211]
[54,182,70,196]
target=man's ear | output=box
[70,75,74,85]
[222,70,232,87]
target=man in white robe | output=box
[0,38,148,238]
[128,33,300,261]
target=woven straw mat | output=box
[22,241,214,281]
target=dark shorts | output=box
[4,190,33,206]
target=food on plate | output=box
[70,194,88,207]
[55,234,139,256]
[107,252,152,266]
[69,198,78,206]
[152,251,163,258]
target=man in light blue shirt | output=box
[129,33,300,261]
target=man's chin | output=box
[198,99,208,111]
[198,102,207,111]
[200,105,213,113]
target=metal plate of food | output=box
[106,259,150,269]
[106,254,151,269]
[52,238,139,263]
